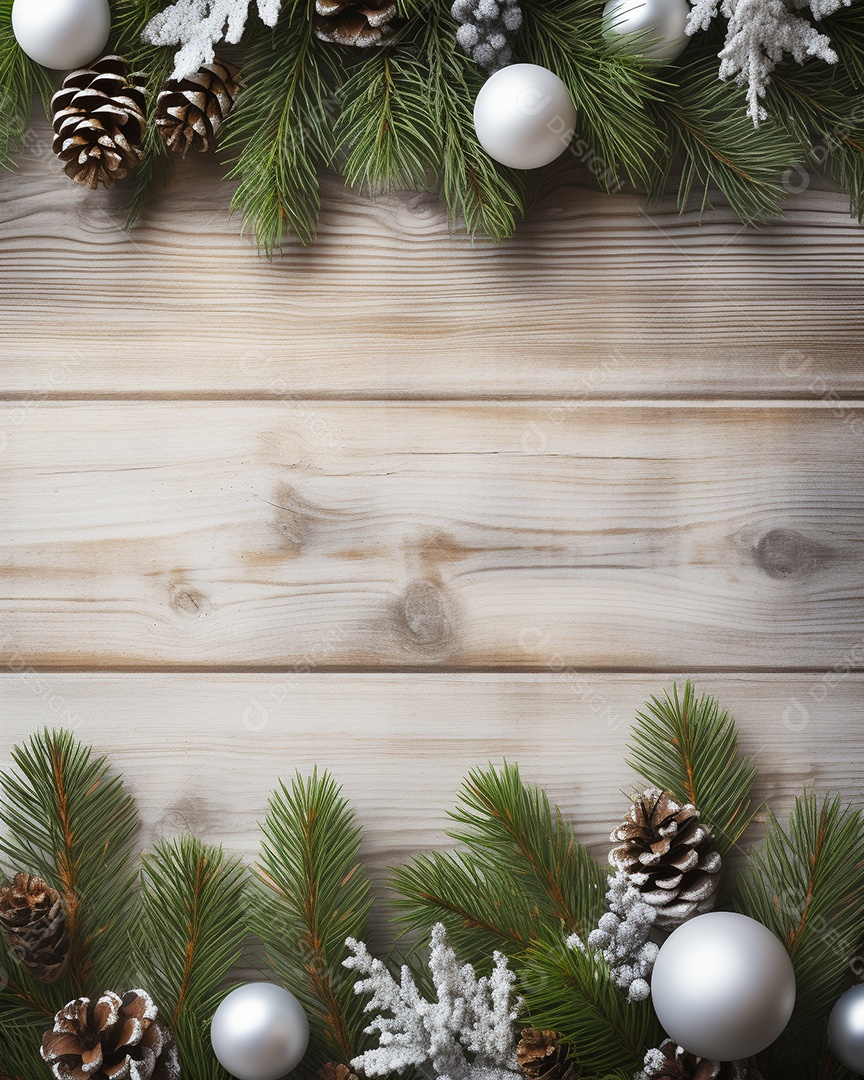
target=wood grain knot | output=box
[157,794,213,835]
[399,580,455,651]
[754,529,831,579]
[169,584,211,617]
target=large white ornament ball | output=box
[602,0,690,63]
[651,912,796,1061]
[473,64,577,170]
[829,985,864,1073]
[12,0,111,70]
[211,983,310,1080]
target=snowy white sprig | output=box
[584,872,658,1003]
[344,923,522,1080]
[686,0,853,124]
[142,0,285,80]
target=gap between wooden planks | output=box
[2,401,863,671]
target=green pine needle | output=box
[738,795,864,1079]
[253,769,373,1071]
[392,763,605,966]
[0,729,139,997]
[137,836,247,1080]
[521,934,662,1076]
[628,681,757,853]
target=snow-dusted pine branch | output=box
[686,0,852,123]
[344,923,522,1080]
[142,0,285,80]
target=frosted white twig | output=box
[585,872,658,1003]
[142,0,285,79]
[344,923,522,1080]
[686,0,852,123]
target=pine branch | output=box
[628,681,757,853]
[224,5,342,252]
[393,764,605,966]
[520,0,666,192]
[253,769,373,1070]
[335,38,441,194]
[738,795,864,1079]
[137,835,247,1080]
[417,7,527,241]
[0,0,53,172]
[521,935,662,1077]
[0,729,139,998]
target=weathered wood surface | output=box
[2,402,863,670]
[2,675,861,871]
[1,120,864,399]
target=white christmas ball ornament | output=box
[651,912,796,1061]
[211,983,310,1080]
[473,64,577,170]
[829,985,864,1073]
[12,0,110,70]
[602,0,690,63]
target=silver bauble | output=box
[211,982,310,1080]
[829,985,864,1073]
[651,911,796,1061]
[602,0,690,63]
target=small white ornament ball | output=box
[12,0,111,70]
[602,0,690,63]
[473,63,577,170]
[651,912,796,1061]
[211,983,310,1080]
[829,985,864,1073]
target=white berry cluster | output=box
[451,0,523,71]
[586,872,659,1003]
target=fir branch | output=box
[520,0,667,191]
[0,729,139,997]
[335,40,441,193]
[224,5,342,251]
[521,935,662,1077]
[655,44,801,224]
[0,0,53,172]
[628,681,757,853]
[253,769,373,1070]
[738,795,864,1079]
[393,764,605,967]
[137,835,247,1080]
[417,6,526,241]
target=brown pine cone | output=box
[610,789,721,930]
[51,56,146,190]
[41,989,181,1080]
[319,1066,360,1080]
[641,1042,760,1080]
[156,59,241,157]
[516,1029,576,1080]
[0,872,69,984]
[313,0,399,46]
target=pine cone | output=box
[313,0,399,46]
[51,56,146,190]
[319,1066,360,1080]
[156,59,241,157]
[41,989,181,1080]
[0,872,69,984]
[610,789,721,930]
[640,1042,759,1080]
[516,1030,576,1080]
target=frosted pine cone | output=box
[610,789,721,930]
[452,0,523,71]
[41,989,181,1080]
[156,58,241,157]
[313,0,398,46]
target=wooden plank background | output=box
[3,117,864,885]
